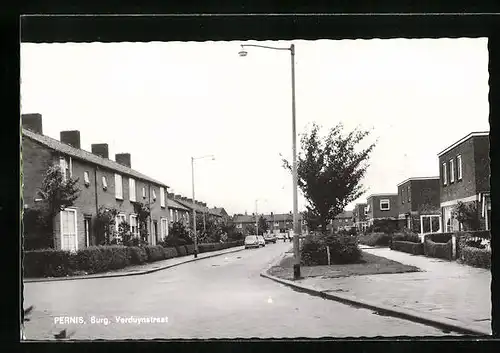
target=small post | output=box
[326,245,331,265]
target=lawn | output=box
[267,251,421,280]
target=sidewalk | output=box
[24,246,245,283]
[263,245,491,335]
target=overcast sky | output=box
[20,38,489,216]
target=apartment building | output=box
[365,193,399,227]
[438,131,490,231]
[22,114,170,250]
[396,177,441,235]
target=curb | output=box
[259,259,490,336]
[24,247,246,283]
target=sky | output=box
[20,38,490,216]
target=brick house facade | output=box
[365,193,399,227]
[396,177,441,234]
[331,210,355,232]
[438,132,490,232]
[352,203,368,232]
[22,114,170,250]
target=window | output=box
[59,157,68,180]
[161,218,168,238]
[175,210,179,222]
[237,223,243,229]
[142,187,146,199]
[274,222,279,227]
[169,209,174,222]
[457,155,462,180]
[442,162,447,185]
[84,171,90,186]
[160,187,165,208]
[130,215,139,237]
[60,209,77,252]
[115,174,123,199]
[115,214,126,232]
[401,189,404,204]
[152,189,157,201]
[102,176,108,190]
[366,204,371,212]
[407,186,410,202]
[380,199,390,211]
[449,159,455,183]
[129,178,136,202]
[364,207,368,215]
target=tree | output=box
[94,206,118,245]
[133,201,151,243]
[452,201,480,231]
[282,122,376,233]
[24,165,81,249]
[244,224,256,236]
[258,216,269,235]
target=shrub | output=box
[392,232,421,243]
[24,249,77,278]
[128,246,148,265]
[144,245,165,262]
[357,232,391,247]
[184,244,195,255]
[461,246,491,269]
[96,246,130,270]
[424,238,452,260]
[427,233,453,243]
[391,240,424,255]
[162,247,178,259]
[176,245,187,256]
[301,232,361,266]
[127,237,149,247]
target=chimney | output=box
[187,198,193,203]
[22,113,43,134]
[174,194,182,200]
[115,153,131,168]
[91,144,109,159]
[60,130,81,149]
[271,212,274,216]
[167,193,174,198]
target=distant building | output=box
[365,193,399,227]
[331,210,355,232]
[438,131,490,232]
[352,203,368,232]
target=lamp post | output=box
[239,43,301,279]
[191,154,215,258]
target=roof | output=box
[167,198,190,211]
[437,131,489,157]
[174,198,208,213]
[23,128,168,188]
[209,207,227,217]
[396,176,440,187]
[233,214,256,223]
[367,193,398,200]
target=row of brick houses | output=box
[232,212,307,235]
[22,113,229,251]
[344,131,490,236]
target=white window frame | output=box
[160,187,166,208]
[130,214,139,237]
[457,155,462,180]
[442,162,447,185]
[115,213,127,232]
[83,171,90,186]
[237,223,243,229]
[60,208,78,252]
[449,159,455,183]
[102,176,108,190]
[142,187,146,199]
[152,189,157,201]
[175,210,179,222]
[169,209,174,223]
[59,157,68,181]
[115,174,123,200]
[160,218,169,238]
[129,178,136,202]
[380,199,390,211]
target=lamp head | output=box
[238,46,248,57]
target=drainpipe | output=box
[94,167,99,246]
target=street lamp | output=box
[239,43,301,279]
[191,154,215,258]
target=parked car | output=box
[244,235,260,249]
[257,235,266,247]
[264,233,277,243]
[276,234,284,241]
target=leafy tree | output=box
[133,201,151,243]
[162,221,192,247]
[282,122,376,233]
[23,165,81,249]
[452,201,480,231]
[94,206,118,245]
[245,224,257,235]
[258,215,269,235]
[117,221,132,245]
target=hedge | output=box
[461,246,491,269]
[301,233,361,265]
[392,232,421,243]
[128,246,148,265]
[390,240,424,255]
[24,248,77,278]
[184,244,196,255]
[357,232,391,247]
[77,246,130,273]
[424,238,452,260]
[176,245,187,256]
[144,245,165,262]
[426,232,453,243]
[162,247,178,259]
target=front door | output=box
[60,209,78,251]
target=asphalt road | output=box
[23,241,454,339]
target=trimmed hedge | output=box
[461,246,491,269]
[77,246,130,273]
[24,248,77,278]
[426,232,453,243]
[357,232,391,247]
[176,246,187,256]
[392,232,421,243]
[128,246,148,265]
[162,247,178,259]
[144,245,165,262]
[184,244,196,255]
[424,238,452,260]
[301,233,361,265]
[391,240,424,255]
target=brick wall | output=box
[21,137,53,208]
[412,179,441,212]
[474,136,490,194]
[369,195,399,220]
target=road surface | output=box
[23,241,455,339]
